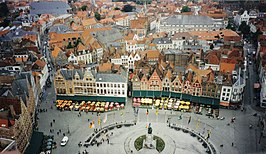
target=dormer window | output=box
[76,78,79,80]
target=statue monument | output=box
[144,123,155,149]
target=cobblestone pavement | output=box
[37,84,266,154]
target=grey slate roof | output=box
[30,1,71,15]
[11,79,29,105]
[91,28,123,45]
[163,49,183,55]
[96,73,127,83]
[60,69,126,83]
[152,38,172,44]
[50,24,72,34]
[161,15,214,25]
[0,28,37,42]
[60,69,86,80]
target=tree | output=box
[181,6,190,12]
[80,5,87,11]
[238,21,250,38]
[114,7,120,10]
[0,3,9,18]
[94,12,101,21]
[210,43,214,50]
[251,29,263,45]
[226,19,236,31]
[122,4,134,12]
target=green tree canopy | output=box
[122,4,134,12]
[181,6,190,12]
[114,7,120,10]
[80,5,87,11]
[94,12,101,21]
[238,21,251,38]
[0,3,9,18]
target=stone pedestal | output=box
[143,134,156,149]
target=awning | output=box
[220,102,229,107]
[161,91,169,97]
[171,92,181,98]
[254,83,260,89]
[181,94,191,101]
[56,95,126,103]
[190,96,199,103]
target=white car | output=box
[60,136,69,146]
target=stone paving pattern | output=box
[37,83,266,154]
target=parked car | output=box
[60,136,69,146]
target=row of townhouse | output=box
[111,52,141,70]
[131,60,245,107]
[54,68,128,102]
[0,72,36,153]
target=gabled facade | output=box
[148,69,162,91]
[171,75,183,93]
[140,74,149,90]
[162,70,172,91]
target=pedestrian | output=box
[107,138,109,144]
[49,129,51,133]
[232,142,234,147]
[220,144,223,147]
[63,133,65,136]
[53,119,55,123]
[46,109,47,112]
[59,129,61,133]
[57,132,59,135]
[50,122,52,127]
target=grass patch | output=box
[134,135,146,151]
[154,136,165,153]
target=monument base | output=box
[143,134,156,149]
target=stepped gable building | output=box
[54,66,128,103]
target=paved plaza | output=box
[37,84,266,154]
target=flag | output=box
[146,109,149,116]
[103,113,107,123]
[89,121,95,129]
[155,108,159,116]
[207,129,211,137]
[188,116,191,124]
[206,130,211,140]
[98,116,101,125]
[196,119,200,129]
